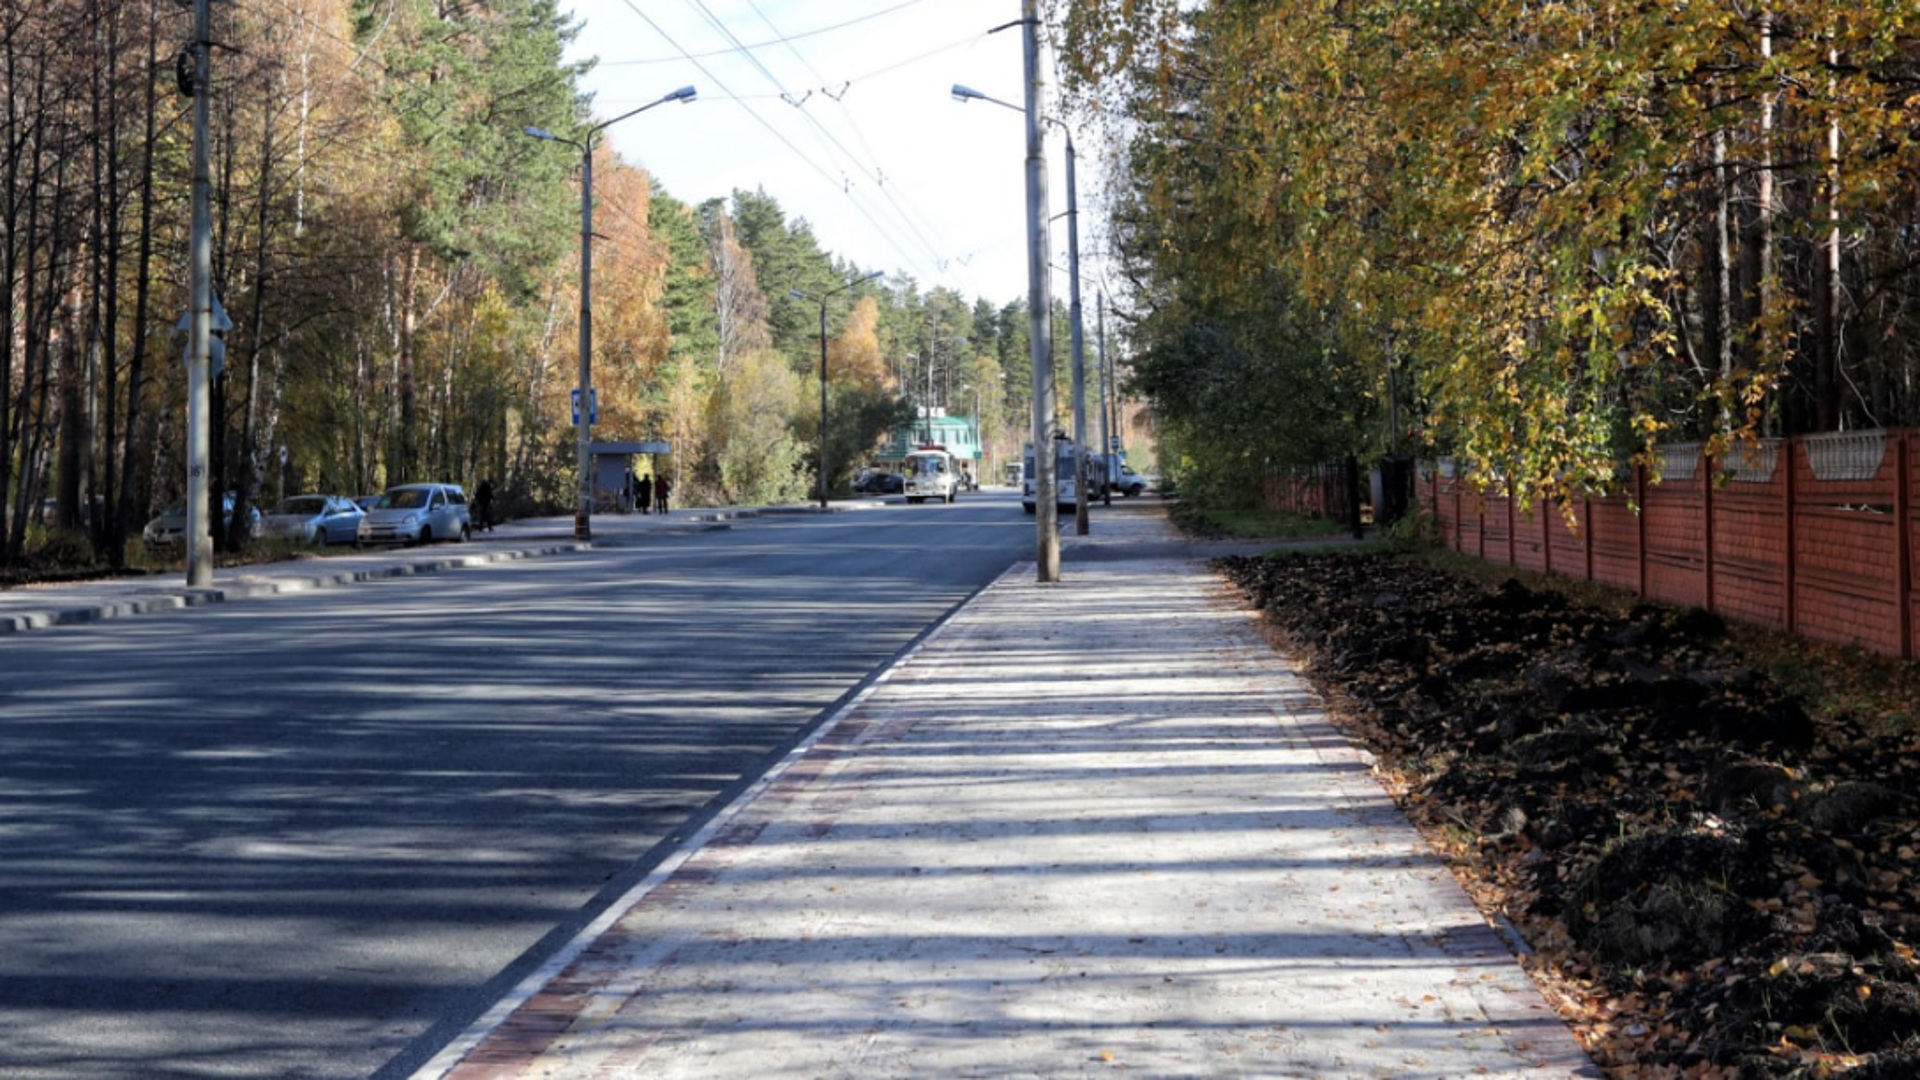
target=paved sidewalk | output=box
[417,510,1599,1079]
[0,504,783,634]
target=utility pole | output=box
[924,328,934,445]
[790,271,883,509]
[1098,291,1111,506]
[1022,0,1059,581]
[184,0,214,586]
[1066,134,1088,536]
[818,298,830,506]
[1105,294,1121,492]
[525,86,696,541]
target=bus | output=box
[1020,438,1083,515]
[902,446,959,504]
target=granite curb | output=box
[0,500,906,636]
[0,542,590,634]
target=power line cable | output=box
[741,0,966,270]
[591,32,984,106]
[614,0,935,280]
[599,0,939,66]
[678,0,955,271]
[670,0,956,280]
[678,0,866,201]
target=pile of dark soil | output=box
[1216,549,1920,1078]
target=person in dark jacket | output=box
[636,473,653,515]
[654,475,672,515]
[474,479,495,532]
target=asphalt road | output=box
[0,496,1035,1079]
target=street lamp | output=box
[1097,290,1113,506]
[955,86,1091,534]
[1060,131,1090,535]
[954,11,1064,579]
[524,84,696,541]
[791,271,885,509]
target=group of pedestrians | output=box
[465,472,668,528]
[624,469,671,515]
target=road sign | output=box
[176,295,233,379]
[571,388,598,425]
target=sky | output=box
[555,0,1101,308]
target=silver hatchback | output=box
[256,494,365,546]
[355,483,471,546]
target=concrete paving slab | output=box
[420,513,1599,1080]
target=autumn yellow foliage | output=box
[1057,0,1920,505]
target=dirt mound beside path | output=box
[1217,550,1920,1079]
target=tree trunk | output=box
[399,243,420,479]
[1712,129,1732,384]
[232,81,282,552]
[115,0,163,559]
[1814,40,1841,431]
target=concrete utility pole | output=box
[1066,133,1088,536]
[525,86,696,541]
[185,0,214,587]
[819,296,830,505]
[951,36,1061,573]
[1098,291,1111,506]
[791,271,883,509]
[574,141,597,537]
[1022,0,1059,581]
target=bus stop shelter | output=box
[591,440,671,512]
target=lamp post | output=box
[925,336,936,445]
[957,83,1090,536]
[904,351,920,442]
[1097,290,1112,506]
[791,271,885,509]
[1062,131,1089,535]
[954,18,1063,578]
[525,84,695,541]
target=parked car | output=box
[255,494,365,546]
[355,482,470,546]
[142,492,260,550]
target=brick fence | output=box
[1419,429,1915,660]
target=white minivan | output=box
[902,448,958,504]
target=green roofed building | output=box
[877,410,980,464]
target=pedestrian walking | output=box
[655,474,672,515]
[636,473,653,515]
[473,478,495,532]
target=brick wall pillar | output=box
[1898,434,1913,660]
